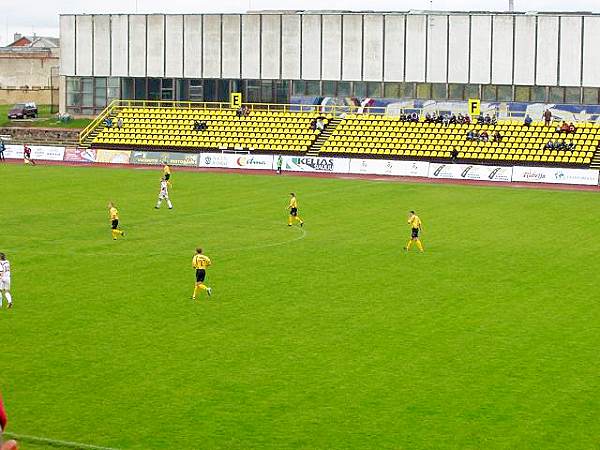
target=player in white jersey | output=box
[0,253,13,309]
[155,177,173,209]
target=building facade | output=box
[60,11,600,114]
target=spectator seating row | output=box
[93,108,329,152]
[320,115,597,165]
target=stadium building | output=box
[59,10,600,115]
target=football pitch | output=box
[2,164,599,450]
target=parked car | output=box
[8,102,38,119]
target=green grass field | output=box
[1,164,599,450]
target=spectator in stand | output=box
[451,147,459,163]
[543,108,552,126]
[242,105,250,117]
[411,112,419,123]
[477,113,485,124]
[493,131,502,142]
[117,117,123,129]
[449,114,458,125]
[0,138,5,162]
[236,106,243,118]
[480,131,489,142]
[310,119,317,131]
[545,141,555,150]
[193,121,208,131]
[524,114,533,127]
[464,114,472,125]
[568,122,576,134]
[424,113,432,123]
[559,121,570,133]
[103,117,113,128]
[484,114,493,125]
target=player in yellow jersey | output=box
[405,210,424,252]
[287,193,304,227]
[162,162,171,181]
[191,248,212,299]
[107,202,125,240]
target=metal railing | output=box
[80,98,600,145]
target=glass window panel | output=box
[261,80,274,102]
[161,90,173,100]
[514,86,529,102]
[67,92,81,107]
[108,77,120,88]
[549,86,564,103]
[134,78,146,99]
[383,83,400,98]
[162,79,173,89]
[82,92,93,106]
[353,81,367,97]
[107,87,120,100]
[274,80,290,103]
[94,77,107,88]
[306,80,320,96]
[148,78,161,100]
[583,87,598,104]
[416,83,431,99]
[497,85,512,101]
[448,84,463,100]
[367,82,382,98]
[94,93,107,107]
[81,78,93,94]
[67,77,81,92]
[322,80,336,96]
[432,83,447,100]
[482,85,496,101]
[565,87,580,104]
[464,84,479,100]
[399,83,415,98]
[531,86,546,102]
[338,81,351,96]
[292,80,306,96]
[190,79,203,87]
[121,78,134,99]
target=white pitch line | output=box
[3,432,119,450]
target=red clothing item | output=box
[0,394,7,430]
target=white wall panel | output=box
[321,15,342,80]
[342,15,363,81]
[128,15,146,77]
[75,15,93,76]
[559,16,582,86]
[221,15,241,78]
[536,16,559,86]
[405,15,426,82]
[513,15,536,85]
[241,15,260,79]
[261,15,281,79]
[383,15,404,82]
[165,15,183,78]
[301,15,321,80]
[183,15,202,78]
[146,15,165,77]
[448,15,469,83]
[60,15,75,76]
[582,17,600,87]
[469,15,492,84]
[491,15,513,85]
[427,15,448,83]
[281,15,301,79]
[363,14,384,81]
[93,15,110,76]
[203,15,221,78]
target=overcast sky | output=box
[2,0,600,45]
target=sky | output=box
[2,0,600,45]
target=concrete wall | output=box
[60,12,600,87]
[0,54,59,88]
[0,88,57,104]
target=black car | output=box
[8,102,38,119]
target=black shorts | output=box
[111,219,119,230]
[290,207,298,217]
[164,173,170,180]
[411,228,419,238]
[196,269,206,283]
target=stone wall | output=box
[0,126,79,145]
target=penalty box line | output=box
[3,432,119,450]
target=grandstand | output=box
[80,102,600,167]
